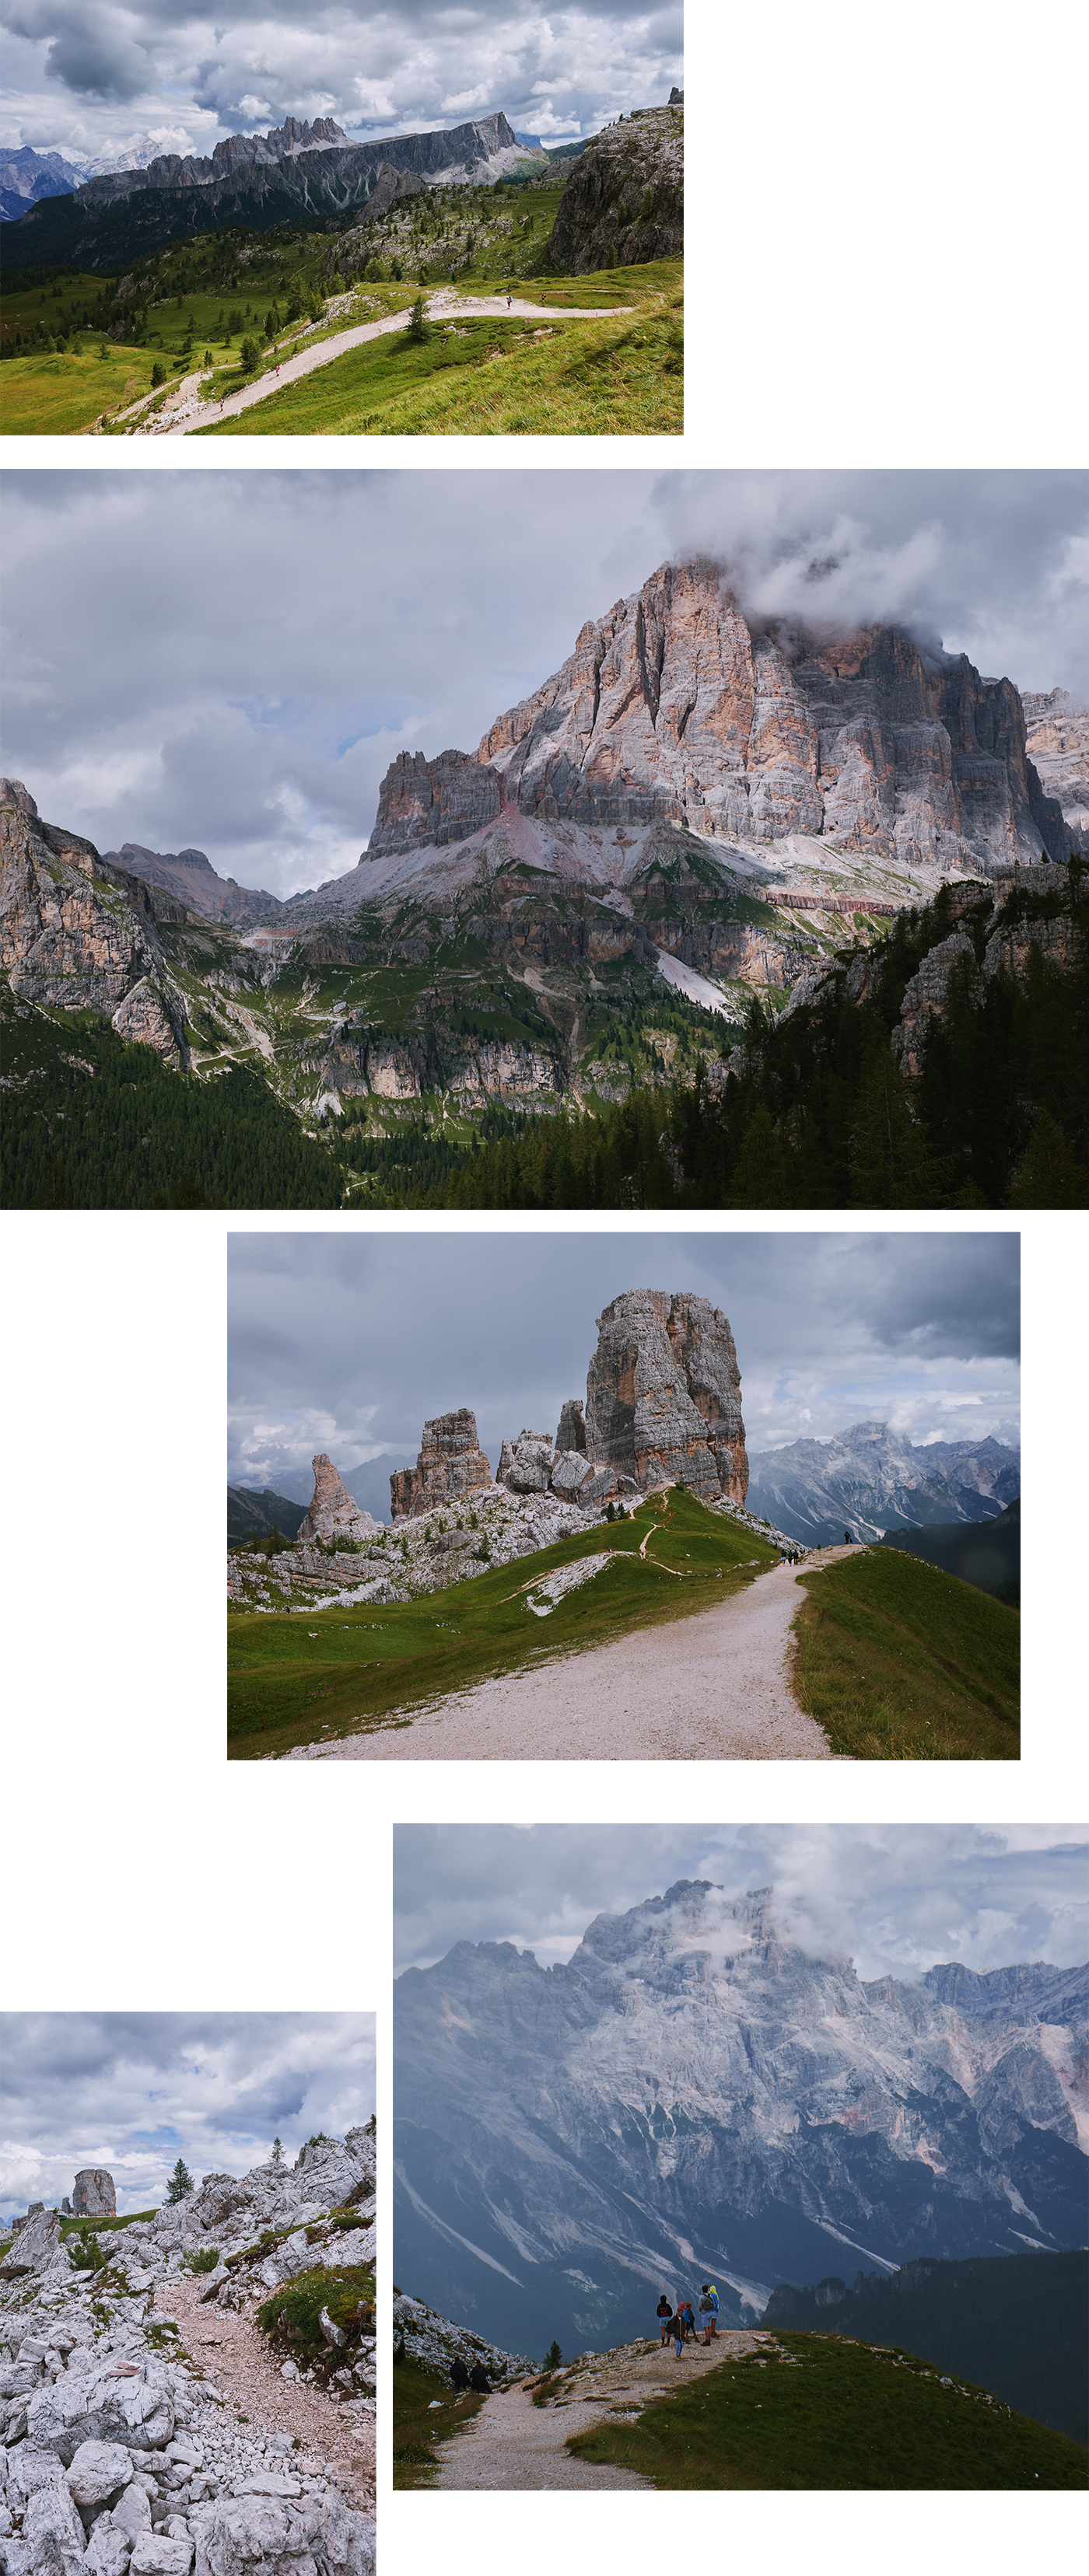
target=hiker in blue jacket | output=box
[699,2283,719,2343]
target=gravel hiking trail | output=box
[291,1547,856,1761]
[137,288,633,435]
[427,2331,774,2488]
[153,2277,374,2512]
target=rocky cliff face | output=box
[1022,690,1089,856]
[547,102,683,274]
[474,561,1067,874]
[107,841,285,930]
[367,750,503,858]
[393,1882,1088,2358]
[0,2134,375,2571]
[3,113,525,271]
[389,1410,492,1519]
[745,1421,1020,1546]
[586,1290,748,1503]
[297,1455,381,1547]
[1,788,190,1064]
[71,2172,115,2221]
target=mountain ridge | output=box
[744,1419,1020,1545]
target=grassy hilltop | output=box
[566,2332,1087,2489]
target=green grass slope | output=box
[227,1487,779,1760]
[393,2354,489,2487]
[763,2251,1088,2448]
[791,1546,1020,1760]
[566,2331,1087,2488]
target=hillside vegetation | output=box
[790,1547,1020,1760]
[763,2251,1088,2448]
[874,1499,1020,1606]
[228,1486,780,1760]
[566,2331,1087,2488]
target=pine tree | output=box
[166,2158,194,2204]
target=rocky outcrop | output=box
[0,2134,375,2571]
[585,1290,748,1502]
[303,1022,563,1107]
[889,931,979,1078]
[497,1431,554,1494]
[367,750,503,858]
[547,100,683,273]
[72,2172,115,2220]
[107,844,285,930]
[472,561,1066,874]
[296,1456,380,1547]
[0,788,190,1064]
[555,1400,587,1452]
[1021,690,1089,857]
[390,1410,492,1519]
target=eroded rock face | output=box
[72,2169,116,2219]
[296,1456,380,1547]
[1023,689,1089,855]
[390,1410,492,1519]
[585,1290,748,1503]
[555,1399,587,1452]
[0,791,189,1063]
[547,100,683,274]
[367,749,503,857]
[498,1431,554,1494]
[469,561,1067,873]
[890,932,979,1079]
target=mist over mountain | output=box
[393,1880,1087,2359]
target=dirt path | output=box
[142,288,633,435]
[429,2333,772,2489]
[293,1548,856,1762]
[153,2278,374,2512]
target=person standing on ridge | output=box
[699,2284,718,2342]
[450,2353,469,2390]
[657,2295,671,2344]
[468,2360,492,2393]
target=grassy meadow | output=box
[790,1546,1021,1760]
[566,2333,1087,2489]
[393,2355,490,2487]
[227,1487,779,1760]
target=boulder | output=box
[499,1431,554,1494]
[65,2441,133,2510]
[6,2448,68,2504]
[27,2365,174,2463]
[390,1410,491,1519]
[129,2541,193,2574]
[110,2486,152,2539]
[193,2493,374,2575]
[21,2478,88,2571]
[555,1400,586,1453]
[85,2523,135,2575]
[296,1456,380,1548]
[550,1451,593,1499]
[577,1468,617,1509]
[72,2172,117,2221]
[0,2206,61,2278]
[585,1290,748,1502]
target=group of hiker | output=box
[656,2282,720,2355]
[449,2352,493,2394]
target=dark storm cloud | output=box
[2,2,680,159]
[0,2012,375,2223]
[226,1232,1020,1494]
[2,474,1084,902]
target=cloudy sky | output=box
[0,2012,375,2225]
[4,470,1086,903]
[392,1824,1089,1978]
[226,1230,1020,1497]
[1024,1494,1089,1751]
[0,2,679,162]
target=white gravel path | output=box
[428,2333,773,2488]
[153,2279,374,2513]
[143,288,633,435]
[289,1548,855,1762]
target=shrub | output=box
[240,336,260,372]
[258,2263,375,2359]
[151,359,166,386]
[186,2245,220,2275]
[406,295,430,344]
[68,2232,106,2272]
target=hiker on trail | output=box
[506,289,513,308]
[844,1529,854,1545]
[667,2307,685,2358]
[657,2295,671,2344]
[468,2361,492,2394]
[681,2298,696,2341]
[450,2354,469,2390]
[699,2284,719,2343]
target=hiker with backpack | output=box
[657,2294,672,2344]
[699,2284,719,2342]
[681,2298,696,2341]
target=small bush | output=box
[68,2233,106,2272]
[406,295,431,344]
[186,2245,221,2275]
[240,336,260,372]
[151,359,166,386]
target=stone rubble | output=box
[0,2134,375,2576]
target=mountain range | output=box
[744,1421,1020,1546]
[393,1880,1087,2359]
[0,110,535,272]
[3,555,1084,1208]
[228,1455,415,1538]
[874,1497,1020,1602]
